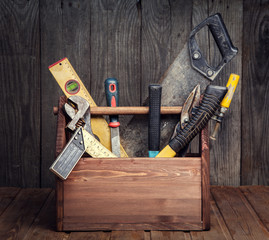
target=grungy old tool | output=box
[49,58,128,157]
[50,96,116,180]
[156,85,228,158]
[170,84,200,157]
[121,13,238,157]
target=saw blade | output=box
[110,127,121,157]
[121,14,238,157]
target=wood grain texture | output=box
[0,186,268,238]
[201,126,210,230]
[0,187,20,216]
[0,188,51,240]
[0,0,268,188]
[89,106,182,115]
[40,0,63,188]
[208,0,243,186]
[211,186,269,239]
[150,231,187,240]
[190,193,233,240]
[61,157,202,230]
[55,96,67,232]
[90,0,141,107]
[240,186,269,231]
[23,190,69,240]
[0,0,40,187]
[241,0,269,185]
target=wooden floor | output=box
[0,186,268,240]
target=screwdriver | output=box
[210,73,240,140]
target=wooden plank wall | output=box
[0,0,268,188]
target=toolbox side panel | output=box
[61,158,202,231]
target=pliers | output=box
[169,85,200,156]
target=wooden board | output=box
[0,188,51,240]
[211,186,269,239]
[54,96,209,231]
[240,186,269,231]
[0,0,41,187]
[241,0,269,185]
[61,157,202,231]
[208,0,243,186]
[1,186,269,239]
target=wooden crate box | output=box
[55,97,210,231]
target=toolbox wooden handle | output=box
[90,106,182,115]
[53,106,182,115]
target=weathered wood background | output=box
[0,0,268,188]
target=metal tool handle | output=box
[105,78,120,127]
[189,13,238,80]
[148,84,162,157]
[168,85,228,153]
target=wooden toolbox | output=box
[54,96,210,231]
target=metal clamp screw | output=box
[192,51,201,60]
[207,69,214,77]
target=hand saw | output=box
[121,13,238,157]
[49,58,128,157]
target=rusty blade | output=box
[180,84,200,129]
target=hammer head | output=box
[64,96,90,131]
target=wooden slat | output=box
[211,186,269,239]
[208,0,243,186]
[141,0,172,101]
[0,188,20,216]
[111,231,147,240]
[201,126,210,230]
[40,0,63,188]
[240,186,269,231]
[0,0,40,187]
[120,0,193,157]
[0,189,51,240]
[55,96,67,232]
[150,231,188,240]
[23,190,69,240]
[69,231,111,240]
[62,157,202,231]
[190,193,233,240]
[241,0,269,185]
[190,0,208,155]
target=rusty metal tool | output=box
[48,58,128,157]
[169,85,200,157]
[156,85,228,158]
[121,13,238,157]
[50,96,116,180]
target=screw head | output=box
[207,69,214,77]
[193,51,201,60]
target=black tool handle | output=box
[105,78,120,127]
[148,84,162,156]
[189,13,238,80]
[169,85,228,153]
